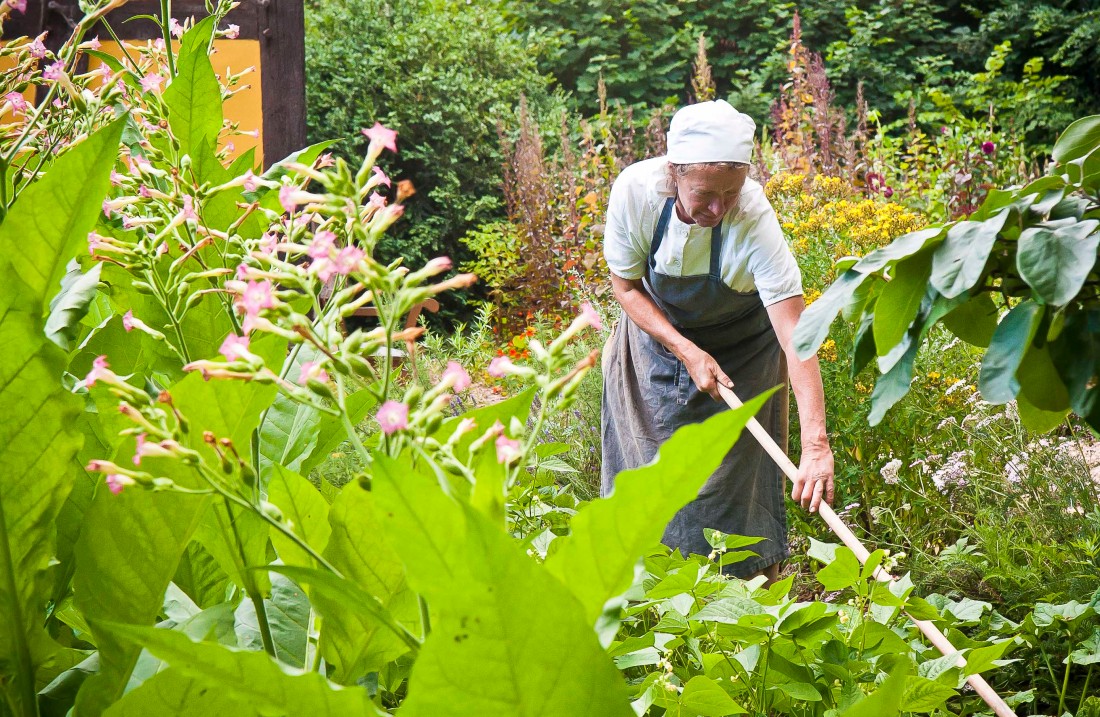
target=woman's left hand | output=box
[792,444,835,513]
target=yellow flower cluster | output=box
[819,338,837,362]
[767,172,927,263]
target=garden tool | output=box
[718,384,1015,717]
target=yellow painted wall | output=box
[1,39,263,166]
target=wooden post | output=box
[257,0,306,168]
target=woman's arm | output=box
[766,295,835,513]
[611,273,733,400]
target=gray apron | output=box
[601,197,790,577]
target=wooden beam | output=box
[257,0,306,168]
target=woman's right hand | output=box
[680,345,734,401]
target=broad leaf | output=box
[233,572,310,668]
[0,305,83,716]
[164,17,223,162]
[298,388,378,477]
[544,392,771,624]
[680,675,748,715]
[258,346,325,478]
[930,213,1008,299]
[1053,115,1100,164]
[73,473,210,716]
[816,547,861,591]
[102,668,261,717]
[978,300,1043,404]
[373,455,634,717]
[838,659,910,717]
[868,330,919,425]
[899,675,957,712]
[267,465,331,568]
[45,261,101,350]
[939,293,999,348]
[873,249,934,356]
[1016,220,1100,306]
[317,483,418,680]
[853,226,944,274]
[793,271,869,359]
[1017,343,1071,413]
[103,622,381,716]
[0,116,125,314]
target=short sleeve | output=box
[603,169,649,280]
[745,203,803,307]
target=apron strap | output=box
[649,196,727,278]
[648,197,675,270]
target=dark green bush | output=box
[305,0,563,269]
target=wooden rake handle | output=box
[718,385,1015,717]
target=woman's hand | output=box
[792,443,835,513]
[681,345,734,401]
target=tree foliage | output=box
[304,0,563,267]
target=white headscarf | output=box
[666,100,756,165]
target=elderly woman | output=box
[601,100,834,581]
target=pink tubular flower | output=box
[579,302,603,331]
[298,361,329,385]
[169,18,184,38]
[981,141,995,155]
[140,73,164,94]
[28,36,46,59]
[237,280,276,323]
[4,91,28,114]
[105,474,135,495]
[87,231,106,254]
[86,35,100,50]
[442,361,471,391]
[495,434,522,464]
[258,232,277,254]
[361,122,398,153]
[122,310,136,332]
[242,170,258,192]
[181,195,197,220]
[43,61,64,80]
[279,184,297,213]
[376,400,409,435]
[307,230,336,259]
[223,23,240,39]
[371,166,391,188]
[488,355,514,378]
[310,258,336,283]
[423,256,453,276]
[219,333,250,361]
[8,0,28,14]
[367,192,387,210]
[333,245,364,275]
[84,355,111,387]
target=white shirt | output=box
[604,157,802,307]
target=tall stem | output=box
[219,496,276,658]
[336,373,371,466]
[160,0,176,78]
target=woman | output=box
[601,100,834,581]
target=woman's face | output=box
[671,163,748,227]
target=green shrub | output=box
[304,0,563,268]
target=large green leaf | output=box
[930,213,1008,299]
[267,465,331,568]
[939,293,999,348]
[373,455,634,717]
[0,116,125,314]
[544,392,770,624]
[838,660,909,717]
[103,622,382,716]
[1050,308,1100,430]
[164,17,223,162]
[317,482,418,681]
[259,347,324,478]
[1016,220,1100,306]
[793,271,871,359]
[430,387,538,461]
[1053,115,1100,164]
[102,668,261,717]
[1017,343,1071,413]
[852,226,944,274]
[680,675,748,715]
[193,499,271,595]
[872,249,934,356]
[233,572,310,668]
[45,261,101,350]
[73,475,210,716]
[899,675,956,713]
[978,300,1043,405]
[868,331,919,426]
[172,365,279,460]
[0,305,83,717]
